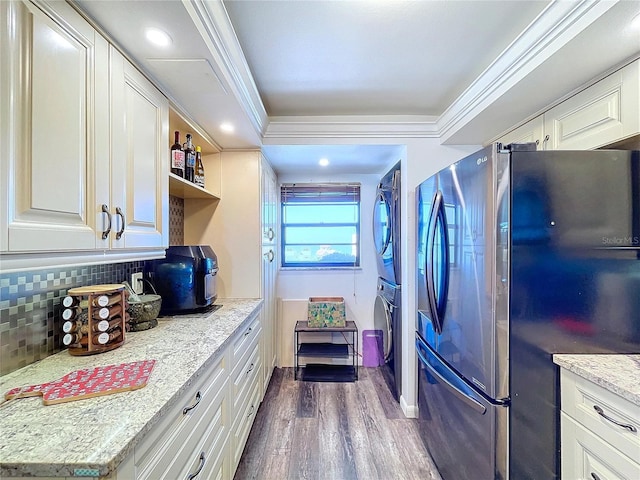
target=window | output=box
[281,183,360,268]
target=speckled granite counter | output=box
[554,354,640,407]
[0,298,262,478]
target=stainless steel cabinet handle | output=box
[247,404,255,418]
[183,391,201,415]
[268,250,274,262]
[542,134,550,150]
[244,327,253,337]
[115,207,125,240]
[593,405,637,432]
[591,472,601,480]
[101,204,112,240]
[246,363,255,375]
[268,227,275,241]
[187,452,206,480]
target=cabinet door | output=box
[544,60,640,150]
[496,115,544,150]
[561,413,640,480]
[261,158,277,246]
[0,1,108,252]
[261,244,277,392]
[110,47,168,249]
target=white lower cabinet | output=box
[560,369,640,480]
[132,352,228,480]
[115,310,264,480]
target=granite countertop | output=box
[0,298,262,478]
[554,354,640,407]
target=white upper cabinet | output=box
[545,60,640,150]
[0,1,168,262]
[497,59,640,150]
[107,47,168,249]
[497,115,544,149]
[1,0,108,253]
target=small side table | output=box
[294,320,358,382]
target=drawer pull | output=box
[187,452,206,480]
[246,363,255,375]
[593,405,637,432]
[247,404,255,418]
[244,327,253,337]
[591,473,601,480]
[183,391,202,415]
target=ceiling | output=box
[72,0,640,175]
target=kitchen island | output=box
[0,298,262,479]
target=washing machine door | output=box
[373,294,393,362]
[373,189,394,280]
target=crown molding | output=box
[263,115,439,141]
[184,0,268,138]
[186,0,619,144]
[437,0,619,143]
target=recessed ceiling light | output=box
[319,158,330,167]
[220,123,235,133]
[145,28,172,47]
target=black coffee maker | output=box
[144,245,218,315]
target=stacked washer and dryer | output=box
[372,161,402,401]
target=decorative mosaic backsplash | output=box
[0,261,144,375]
[169,195,185,246]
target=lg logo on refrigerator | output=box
[476,156,488,165]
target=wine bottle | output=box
[194,146,205,188]
[184,133,195,183]
[171,131,185,177]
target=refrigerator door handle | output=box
[426,191,449,334]
[416,339,487,415]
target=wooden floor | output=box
[234,367,443,480]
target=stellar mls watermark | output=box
[602,236,640,245]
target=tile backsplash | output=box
[0,261,143,375]
[169,195,184,246]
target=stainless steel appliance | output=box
[373,162,401,284]
[144,245,218,315]
[416,143,640,479]
[373,277,401,400]
[373,161,402,399]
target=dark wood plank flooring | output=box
[234,367,442,480]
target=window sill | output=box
[280,266,363,272]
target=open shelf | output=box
[298,343,350,358]
[294,321,358,383]
[169,173,219,200]
[297,364,357,382]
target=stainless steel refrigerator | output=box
[415,143,640,479]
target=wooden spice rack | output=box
[65,284,127,356]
